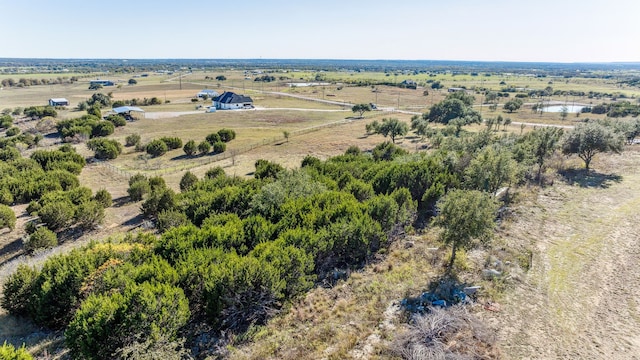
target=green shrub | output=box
[24,227,58,253]
[160,137,182,150]
[93,189,112,208]
[212,141,226,154]
[146,139,168,157]
[125,133,141,147]
[74,200,105,230]
[128,173,147,186]
[179,171,198,192]
[38,201,74,231]
[91,121,115,137]
[30,148,85,171]
[0,204,16,231]
[205,166,225,179]
[183,139,197,156]
[301,155,321,169]
[372,141,407,161]
[128,181,150,202]
[87,105,102,118]
[104,114,127,127]
[217,128,236,142]
[0,114,13,129]
[6,126,20,137]
[254,159,284,180]
[0,188,14,205]
[0,147,20,161]
[198,140,211,155]
[148,176,167,192]
[0,342,33,360]
[345,145,361,156]
[205,133,221,145]
[157,210,190,233]
[65,282,190,360]
[141,189,176,218]
[1,265,39,316]
[87,138,123,160]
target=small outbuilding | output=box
[197,89,219,98]
[49,98,69,106]
[212,91,254,110]
[90,80,115,86]
[448,87,466,93]
[112,106,145,120]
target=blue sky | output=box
[1,0,638,62]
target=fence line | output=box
[94,118,355,178]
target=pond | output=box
[543,105,585,113]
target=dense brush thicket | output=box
[4,120,636,358]
[0,144,111,246]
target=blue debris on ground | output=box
[400,284,477,313]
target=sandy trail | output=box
[493,149,640,359]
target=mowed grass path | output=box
[493,148,640,359]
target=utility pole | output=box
[179,73,182,90]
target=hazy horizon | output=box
[1,0,639,63]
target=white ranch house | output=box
[212,92,253,110]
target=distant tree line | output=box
[1,76,79,88]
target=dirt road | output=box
[493,149,640,359]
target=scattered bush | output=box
[146,139,168,157]
[74,200,105,230]
[0,188,14,205]
[0,114,13,129]
[205,133,221,145]
[104,114,127,127]
[24,227,58,253]
[157,210,191,232]
[93,189,112,208]
[180,171,198,192]
[212,141,226,154]
[205,166,225,179]
[125,133,141,147]
[87,138,123,160]
[38,201,75,231]
[128,180,150,202]
[65,282,190,360]
[254,159,284,180]
[183,140,197,156]
[160,137,183,150]
[24,105,57,119]
[6,126,20,137]
[198,140,211,155]
[217,128,236,142]
[0,204,16,231]
[0,342,34,360]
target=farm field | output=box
[1,62,640,359]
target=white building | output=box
[213,92,253,110]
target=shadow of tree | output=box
[558,168,623,188]
[112,196,130,208]
[170,154,191,161]
[0,237,24,267]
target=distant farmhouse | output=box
[197,89,219,98]
[90,80,114,86]
[213,91,253,110]
[48,98,69,106]
[401,79,417,89]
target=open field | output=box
[1,63,640,359]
